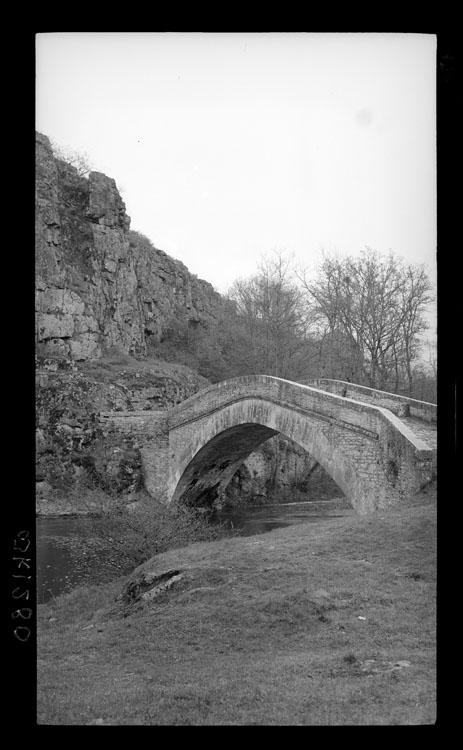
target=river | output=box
[37,501,354,603]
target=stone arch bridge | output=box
[100,376,437,515]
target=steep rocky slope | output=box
[36,132,225,361]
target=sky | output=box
[36,32,437,337]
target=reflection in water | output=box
[36,517,132,604]
[37,503,354,603]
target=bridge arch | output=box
[168,384,390,513]
[170,405,360,509]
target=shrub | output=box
[51,141,94,177]
[89,491,231,571]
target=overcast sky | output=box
[36,32,437,334]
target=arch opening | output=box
[224,434,348,508]
[171,421,352,510]
[172,423,278,506]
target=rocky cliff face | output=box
[36,132,224,361]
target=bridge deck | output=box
[399,416,437,451]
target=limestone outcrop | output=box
[35,132,224,361]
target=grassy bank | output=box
[37,484,436,725]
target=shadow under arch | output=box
[171,419,357,511]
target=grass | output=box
[37,484,436,725]
[77,351,210,386]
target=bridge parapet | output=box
[170,375,432,450]
[302,379,437,423]
[99,410,169,435]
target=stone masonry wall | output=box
[305,379,437,422]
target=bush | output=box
[51,141,94,177]
[89,491,231,571]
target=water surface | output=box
[37,502,354,603]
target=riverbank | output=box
[36,494,350,518]
[37,483,436,725]
[37,501,355,603]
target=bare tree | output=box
[50,141,94,177]
[227,251,313,380]
[298,248,434,392]
[397,264,435,393]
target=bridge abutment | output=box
[100,410,170,502]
